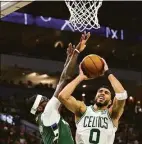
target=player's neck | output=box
[93,104,108,111]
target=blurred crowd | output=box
[0,79,142,144]
[0,111,141,144]
[0,121,40,144]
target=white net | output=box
[65,0,103,32]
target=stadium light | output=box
[137,101,141,104]
[82,93,86,97]
[28,72,37,77]
[54,41,64,48]
[40,74,48,78]
[129,96,134,102]
[82,85,86,88]
[129,96,133,100]
[139,108,142,112]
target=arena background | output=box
[0,1,142,144]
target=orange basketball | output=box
[81,54,104,78]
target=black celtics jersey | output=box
[37,114,74,144]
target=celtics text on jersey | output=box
[76,106,117,144]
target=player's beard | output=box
[94,99,109,108]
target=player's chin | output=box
[96,102,103,106]
[96,101,107,107]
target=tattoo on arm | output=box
[53,51,79,98]
[60,51,79,81]
[64,55,71,68]
[53,80,69,98]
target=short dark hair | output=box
[98,85,115,98]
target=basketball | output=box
[81,54,104,78]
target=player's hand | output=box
[67,43,75,57]
[76,31,91,53]
[101,58,109,75]
[79,63,88,80]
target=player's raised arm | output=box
[53,32,90,98]
[58,64,87,115]
[43,32,90,113]
[41,32,90,125]
[42,43,78,115]
[102,58,128,126]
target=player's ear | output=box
[37,105,44,112]
[108,99,112,106]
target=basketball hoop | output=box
[65,0,103,32]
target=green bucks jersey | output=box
[37,115,74,144]
[36,97,74,144]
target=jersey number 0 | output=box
[89,129,100,144]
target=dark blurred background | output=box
[0,1,142,144]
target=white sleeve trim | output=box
[115,90,128,100]
[43,97,61,113]
[41,97,61,126]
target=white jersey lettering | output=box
[76,106,117,144]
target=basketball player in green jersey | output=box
[27,32,90,144]
[59,58,128,144]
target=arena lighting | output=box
[129,96,134,102]
[139,108,142,112]
[54,41,64,48]
[22,73,25,75]
[137,101,141,104]
[132,53,135,57]
[39,74,49,78]
[82,93,86,97]
[1,1,34,18]
[41,78,57,84]
[28,72,37,77]
[112,49,116,54]
[82,85,87,88]
[97,44,100,47]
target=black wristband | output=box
[104,69,112,77]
